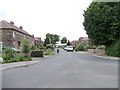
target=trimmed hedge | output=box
[31,50,44,57]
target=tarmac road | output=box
[2,49,118,88]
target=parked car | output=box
[64,47,68,50]
[65,46,74,52]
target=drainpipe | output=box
[0,42,3,52]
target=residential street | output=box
[2,49,118,88]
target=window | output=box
[13,32,15,37]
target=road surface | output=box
[2,49,118,88]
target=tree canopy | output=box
[61,37,67,44]
[44,33,60,46]
[83,2,120,46]
[67,40,71,46]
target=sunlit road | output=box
[2,49,118,88]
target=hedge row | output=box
[31,51,44,57]
[3,56,32,63]
[105,40,120,57]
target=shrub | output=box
[3,48,16,60]
[85,45,93,49]
[105,40,120,57]
[3,56,32,63]
[2,55,11,61]
[46,44,54,50]
[31,50,44,57]
[39,46,46,50]
[31,46,37,51]
[22,39,30,54]
[75,44,86,51]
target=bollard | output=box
[57,49,59,53]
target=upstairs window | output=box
[13,32,15,37]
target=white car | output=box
[65,46,74,52]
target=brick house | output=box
[71,37,90,47]
[0,20,34,50]
[34,37,43,47]
[78,37,90,45]
[71,40,79,47]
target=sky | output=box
[0,0,93,41]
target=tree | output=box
[44,37,50,46]
[53,34,60,44]
[22,39,30,54]
[67,40,71,46]
[44,33,60,45]
[61,37,67,44]
[83,2,120,46]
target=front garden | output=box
[2,39,55,63]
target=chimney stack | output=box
[10,21,14,24]
[19,26,23,29]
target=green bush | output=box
[3,56,32,63]
[22,39,30,54]
[2,55,11,61]
[39,46,46,50]
[85,45,93,49]
[75,44,86,51]
[31,50,44,57]
[105,40,120,57]
[31,46,37,51]
[46,44,54,50]
[3,48,16,60]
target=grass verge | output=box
[44,50,55,56]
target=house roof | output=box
[79,37,89,41]
[0,20,32,37]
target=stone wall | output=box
[2,29,13,47]
[0,30,2,42]
[2,29,34,50]
[13,30,34,50]
[88,49,105,55]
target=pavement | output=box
[2,58,42,70]
[77,51,119,60]
[1,50,119,71]
[2,49,118,88]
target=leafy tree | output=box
[44,37,50,46]
[44,33,60,45]
[67,40,71,46]
[83,2,120,46]
[22,39,30,54]
[61,37,67,44]
[53,34,60,43]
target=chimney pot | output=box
[10,21,14,24]
[19,26,23,29]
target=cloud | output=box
[0,0,92,41]
[0,10,6,17]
